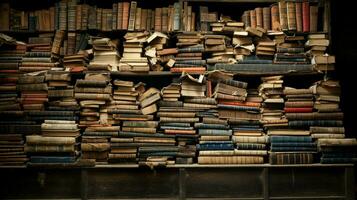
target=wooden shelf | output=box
[0,163,353,169]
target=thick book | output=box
[198,156,264,164]
[269,152,314,164]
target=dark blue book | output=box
[197,143,234,151]
[178,44,204,53]
[270,136,312,143]
[320,157,357,164]
[160,123,191,127]
[30,156,76,163]
[217,104,261,112]
[288,120,344,127]
[194,123,229,129]
[271,142,316,147]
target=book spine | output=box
[309,5,318,32]
[112,3,118,30]
[128,1,137,31]
[249,10,256,28]
[173,2,181,31]
[198,156,264,164]
[255,7,263,28]
[286,1,296,31]
[134,7,141,31]
[263,7,271,30]
[278,1,287,31]
[295,2,302,32]
[302,1,310,32]
[154,8,162,32]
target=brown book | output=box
[287,1,296,31]
[278,1,288,30]
[164,129,196,135]
[155,8,162,31]
[51,30,65,55]
[0,3,10,31]
[146,9,152,31]
[96,8,102,30]
[128,1,137,31]
[271,4,280,31]
[263,7,271,30]
[117,2,123,30]
[141,9,147,30]
[76,5,82,31]
[249,10,256,28]
[310,5,318,32]
[162,7,168,32]
[295,2,302,32]
[302,1,310,32]
[134,7,142,30]
[255,7,263,28]
[122,2,130,29]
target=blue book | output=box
[271,142,316,147]
[217,104,261,112]
[30,156,76,163]
[270,136,312,143]
[320,157,357,164]
[197,143,234,151]
[194,123,230,129]
[288,120,343,127]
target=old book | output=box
[263,7,271,30]
[128,1,137,31]
[198,156,264,164]
[255,7,263,29]
[286,2,296,31]
[278,1,288,31]
[309,5,318,32]
[295,2,302,32]
[26,135,75,145]
[302,1,310,32]
[250,10,257,28]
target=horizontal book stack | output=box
[210,20,245,33]
[317,139,357,164]
[0,111,29,166]
[20,36,55,73]
[17,75,48,111]
[274,35,308,64]
[119,32,149,72]
[172,33,205,73]
[312,54,335,72]
[75,73,111,128]
[256,40,276,57]
[205,35,233,66]
[199,6,217,32]
[0,40,25,98]
[269,135,315,165]
[233,31,254,60]
[259,76,286,129]
[91,37,120,72]
[46,70,79,113]
[63,52,89,73]
[305,33,328,56]
[26,120,80,166]
[145,32,168,71]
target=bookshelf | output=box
[0,0,355,199]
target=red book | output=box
[302,1,310,32]
[284,107,313,113]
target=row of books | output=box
[0,0,323,33]
[241,1,320,32]
[0,67,355,166]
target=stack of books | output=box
[119,32,149,72]
[90,37,120,71]
[256,40,276,57]
[26,120,80,166]
[17,74,48,111]
[317,138,357,164]
[233,31,254,60]
[305,33,329,56]
[75,74,111,128]
[20,35,56,73]
[81,134,111,164]
[274,35,308,64]
[63,52,90,73]
[259,76,287,129]
[269,135,315,164]
[172,33,205,73]
[145,32,169,71]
